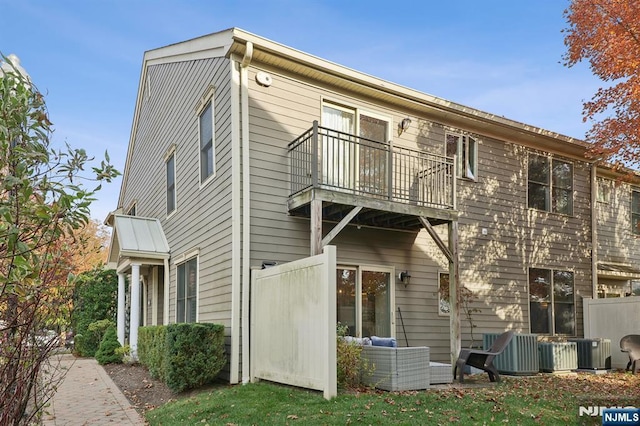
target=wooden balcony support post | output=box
[448,220,460,367]
[310,198,322,256]
[418,216,460,366]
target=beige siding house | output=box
[107,27,639,384]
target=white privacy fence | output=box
[583,296,640,369]
[250,245,337,399]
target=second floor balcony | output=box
[288,121,458,230]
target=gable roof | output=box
[107,215,170,266]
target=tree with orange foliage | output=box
[563,1,640,170]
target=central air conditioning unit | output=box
[567,338,611,370]
[538,342,578,372]
[483,332,539,375]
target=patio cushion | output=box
[371,336,397,347]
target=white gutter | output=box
[230,58,242,384]
[240,41,253,385]
[591,163,598,299]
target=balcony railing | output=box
[288,121,456,210]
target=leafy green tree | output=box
[71,268,118,357]
[0,54,119,424]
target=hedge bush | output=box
[138,323,226,393]
[165,323,226,392]
[95,326,123,365]
[138,326,167,381]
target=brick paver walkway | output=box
[42,354,145,425]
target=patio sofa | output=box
[360,339,430,391]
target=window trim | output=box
[176,256,198,324]
[527,267,576,336]
[165,147,176,217]
[527,153,574,216]
[197,86,216,187]
[445,131,478,181]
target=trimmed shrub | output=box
[75,319,113,358]
[165,323,226,393]
[138,326,167,381]
[95,326,123,365]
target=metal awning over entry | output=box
[105,214,170,359]
[107,214,170,269]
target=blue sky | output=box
[1,0,600,222]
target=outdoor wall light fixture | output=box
[399,271,411,287]
[398,117,412,136]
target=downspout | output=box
[240,41,253,385]
[230,58,242,384]
[591,163,598,299]
[163,258,170,325]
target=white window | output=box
[438,272,450,316]
[336,266,394,338]
[166,152,176,215]
[199,101,215,183]
[529,268,575,335]
[446,132,477,180]
[596,177,611,203]
[632,189,640,235]
[177,257,197,323]
[528,154,573,215]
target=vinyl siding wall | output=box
[244,61,593,361]
[597,179,640,266]
[121,57,234,336]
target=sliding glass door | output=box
[321,102,390,195]
[336,266,393,338]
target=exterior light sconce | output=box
[399,271,411,287]
[398,117,412,136]
[261,261,277,269]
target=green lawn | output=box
[146,372,640,425]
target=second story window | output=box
[632,189,640,235]
[597,177,611,203]
[446,133,477,180]
[166,152,176,215]
[199,101,215,183]
[528,154,573,215]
